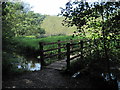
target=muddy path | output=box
[3,62,120,89]
[3,68,99,88]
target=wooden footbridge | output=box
[38,39,120,71]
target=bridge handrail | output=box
[39,38,120,70]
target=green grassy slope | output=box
[13,35,81,57]
[14,35,80,50]
[41,15,77,36]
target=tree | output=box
[60,1,119,37]
[2,1,46,52]
[2,2,46,38]
[60,0,120,79]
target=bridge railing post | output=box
[70,39,73,50]
[66,43,70,71]
[80,40,84,60]
[58,40,61,60]
[39,42,45,70]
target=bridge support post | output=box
[58,40,61,60]
[70,39,73,50]
[80,40,83,60]
[66,43,70,71]
[39,42,45,70]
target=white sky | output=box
[22,0,70,15]
[21,0,102,15]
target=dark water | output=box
[16,55,41,71]
[72,71,120,89]
[118,81,120,90]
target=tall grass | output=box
[14,35,80,49]
[13,35,81,57]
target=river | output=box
[15,55,41,71]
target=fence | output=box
[39,39,81,69]
[39,38,120,70]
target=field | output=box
[14,35,80,50]
[41,15,77,36]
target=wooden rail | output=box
[66,40,84,70]
[39,39,81,69]
[39,38,120,70]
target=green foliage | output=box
[2,52,24,77]
[2,2,46,38]
[2,2,46,77]
[60,1,120,74]
[12,35,82,67]
[2,51,35,81]
[14,35,79,50]
[60,1,120,39]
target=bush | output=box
[2,52,16,75]
[2,52,28,80]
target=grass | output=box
[13,35,83,58]
[10,35,83,67]
[3,35,120,80]
[13,35,120,70]
[14,35,81,50]
[41,15,77,36]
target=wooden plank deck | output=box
[46,54,79,70]
[46,59,66,70]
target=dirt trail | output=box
[3,59,120,89]
[3,68,98,88]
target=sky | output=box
[22,0,70,15]
[22,0,102,16]
[21,0,118,16]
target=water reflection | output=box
[16,56,41,71]
[18,62,41,71]
[118,81,120,90]
[72,72,80,78]
[101,73,117,81]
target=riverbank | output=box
[3,66,120,89]
[2,68,96,88]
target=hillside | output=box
[41,15,77,36]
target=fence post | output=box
[58,40,61,60]
[39,42,45,70]
[70,39,73,50]
[66,43,70,71]
[80,40,83,60]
